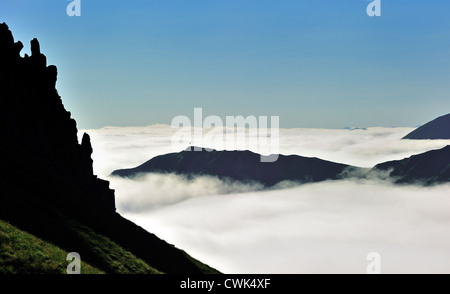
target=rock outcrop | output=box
[0,22,115,212]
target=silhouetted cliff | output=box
[0,22,218,274]
[0,22,115,212]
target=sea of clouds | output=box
[80,125,450,274]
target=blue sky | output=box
[1,0,450,129]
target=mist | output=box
[121,180,450,274]
[81,125,450,274]
[110,173,264,212]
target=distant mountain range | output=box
[111,115,450,187]
[112,147,360,186]
[403,113,450,139]
[112,144,450,187]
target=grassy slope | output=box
[0,219,162,274]
[69,221,162,274]
[0,220,99,274]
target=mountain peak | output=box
[403,113,450,140]
[112,147,355,186]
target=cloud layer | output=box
[110,173,264,212]
[122,180,450,274]
[80,125,450,274]
[82,125,450,177]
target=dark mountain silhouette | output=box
[112,147,358,186]
[370,145,450,185]
[112,145,450,187]
[0,22,218,274]
[403,113,450,139]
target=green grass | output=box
[0,219,102,274]
[0,219,164,274]
[69,221,163,274]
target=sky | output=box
[1,1,450,129]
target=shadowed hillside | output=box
[112,146,358,186]
[370,145,450,185]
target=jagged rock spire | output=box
[30,37,47,67]
[31,38,40,56]
[0,22,23,65]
